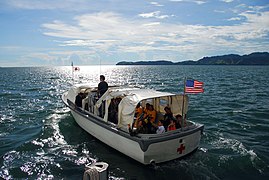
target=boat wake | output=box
[209,134,268,175]
[0,108,97,179]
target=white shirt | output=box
[156,126,165,134]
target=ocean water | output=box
[0,65,269,180]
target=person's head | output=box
[100,75,105,81]
[175,114,182,121]
[158,120,163,126]
[116,97,121,103]
[149,105,154,110]
[170,119,175,125]
[136,103,141,108]
[146,103,150,109]
[164,106,171,113]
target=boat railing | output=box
[135,122,200,139]
[136,129,182,139]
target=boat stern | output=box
[141,125,203,164]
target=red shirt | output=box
[168,124,176,131]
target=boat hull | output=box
[69,108,203,165]
[70,109,146,163]
[62,90,204,165]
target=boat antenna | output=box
[99,56,101,76]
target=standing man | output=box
[98,75,108,117]
[98,75,108,97]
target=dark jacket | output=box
[98,81,108,97]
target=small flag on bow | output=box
[71,61,80,71]
[185,79,204,93]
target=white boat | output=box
[62,84,204,165]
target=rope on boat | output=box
[83,167,99,180]
[83,162,109,180]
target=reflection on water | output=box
[0,65,269,179]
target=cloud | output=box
[24,52,56,61]
[5,0,105,11]
[138,11,170,19]
[41,10,269,61]
[0,46,23,51]
[21,50,101,65]
[194,1,206,5]
[170,0,206,5]
[150,2,163,7]
[7,0,76,10]
[220,0,234,3]
[227,17,242,21]
[2,0,268,66]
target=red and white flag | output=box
[71,61,80,71]
[185,79,204,93]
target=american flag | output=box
[185,79,204,93]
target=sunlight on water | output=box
[0,66,269,179]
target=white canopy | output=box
[95,87,189,128]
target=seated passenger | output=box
[129,120,148,135]
[163,106,175,131]
[137,120,148,134]
[167,119,176,131]
[134,103,144,128]
[143,103,150,115]
[175,114,182,129]
[108,98,118,124]
[144,105,157,133]
[135,103,143,118]
[156,120,165,134]
[75,92,84,108]
[175,114,187,128]
[145,105,157,124]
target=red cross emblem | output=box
[177,144,185,154]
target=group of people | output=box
[130,103,185,135]
[75,75,108,111]
[132,103,157,134]
[75,75,186,136]
[163,106,184,131]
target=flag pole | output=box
[181,77,186,131]
[71,61,74,84]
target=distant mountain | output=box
[116,60,174,65]
[116,52,269,65]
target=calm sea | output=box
[0,65,269,180]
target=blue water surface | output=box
[0,65,269,179]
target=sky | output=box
[0,0,269,67]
